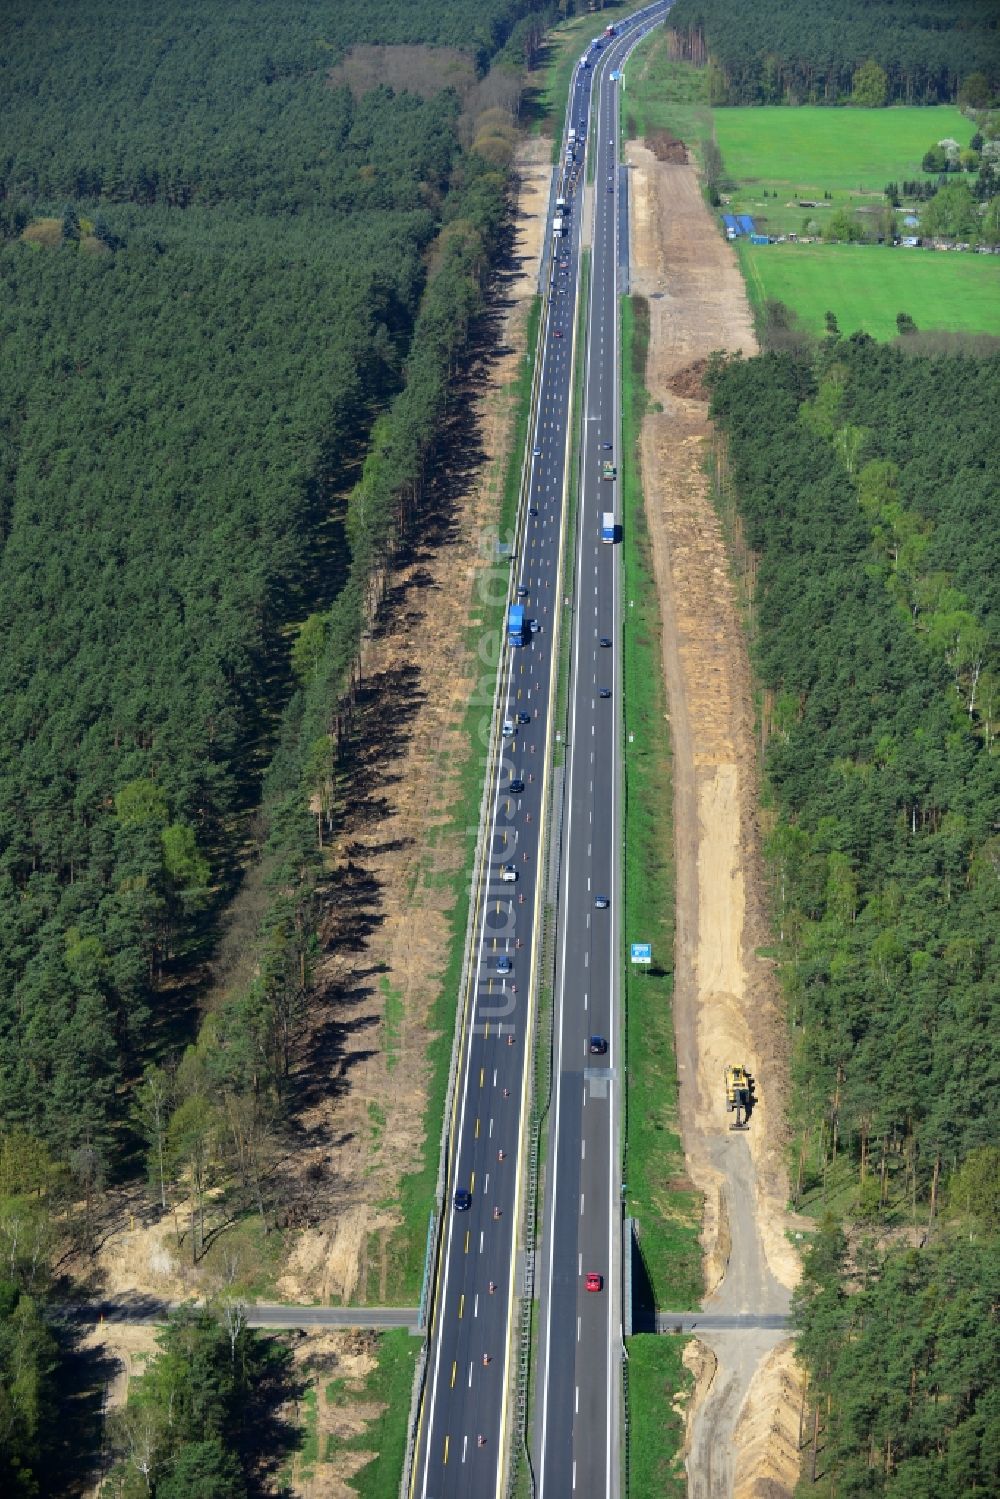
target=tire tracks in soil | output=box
[626,144,805,1499]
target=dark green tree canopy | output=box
[667,0,1000,106]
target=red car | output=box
[585,1272,603,1293]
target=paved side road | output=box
[655,1313,790,1333]
[56,1301,420,1331]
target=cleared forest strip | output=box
[624,43,803,1492]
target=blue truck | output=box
[508,603,527,647]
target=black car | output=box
[509,779,525,794]
[454,1188,472,1211]
[528,506,539,517]
[589,1036,608,1055]
[599,687,611,699]
[599,636,612,648]
[517,711,531,724]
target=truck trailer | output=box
[601,512,616,543]
[507,603,527,647]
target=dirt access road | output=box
[627,145,806,1497]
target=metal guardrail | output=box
[403,9,667,1495]
[401,122,563,1499]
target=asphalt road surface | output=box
[411,8,665,1496]
[60,1301,420,1330]
[535,12,668,1499]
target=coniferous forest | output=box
[666,0,1000,106]
[0,0,531,1158]
[708,338,1000,1496]
[0,0,554,1489]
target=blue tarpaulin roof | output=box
[737,214,755,234]
[722,214,739,232]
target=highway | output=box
[411,8,665,1496]
[535,13,666,1499]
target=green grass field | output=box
[714,105,971,195]
[621,31,998,338]
[716,104,978,240]
[739,240,1000,340]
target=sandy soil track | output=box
[626,144,805,1497]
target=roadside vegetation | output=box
[622,42,712,162]
[104,1307,294,1499]
[626,1337,690,1499]
[620,296,701,1496]
[285,1329,419,1498]
[379,295,543,1308]
[708,337,1000,1495]
[620,297,701,1309]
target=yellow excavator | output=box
[724,1065,752,1130]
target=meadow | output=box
[738,240,1000,340]
[623,42,713,159]
[714,105,971,194]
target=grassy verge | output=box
[503,296,543,532]
[621,30,712,162]
[289,1330,419,1498]
[620,295,700,1499]
[620,294,701,1313]
[377,296,544,1305]
[625,1335,690,1499]
[345,1332,421,1498]
[737,239,1000,340]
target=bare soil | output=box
[82,139,552,1497]
[627,143,807,1497]
[283,1330,386,1499]
[647,128,688,165]
[275,138,552,1315]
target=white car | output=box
[502,719,515,736]
[499,864,518,883]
